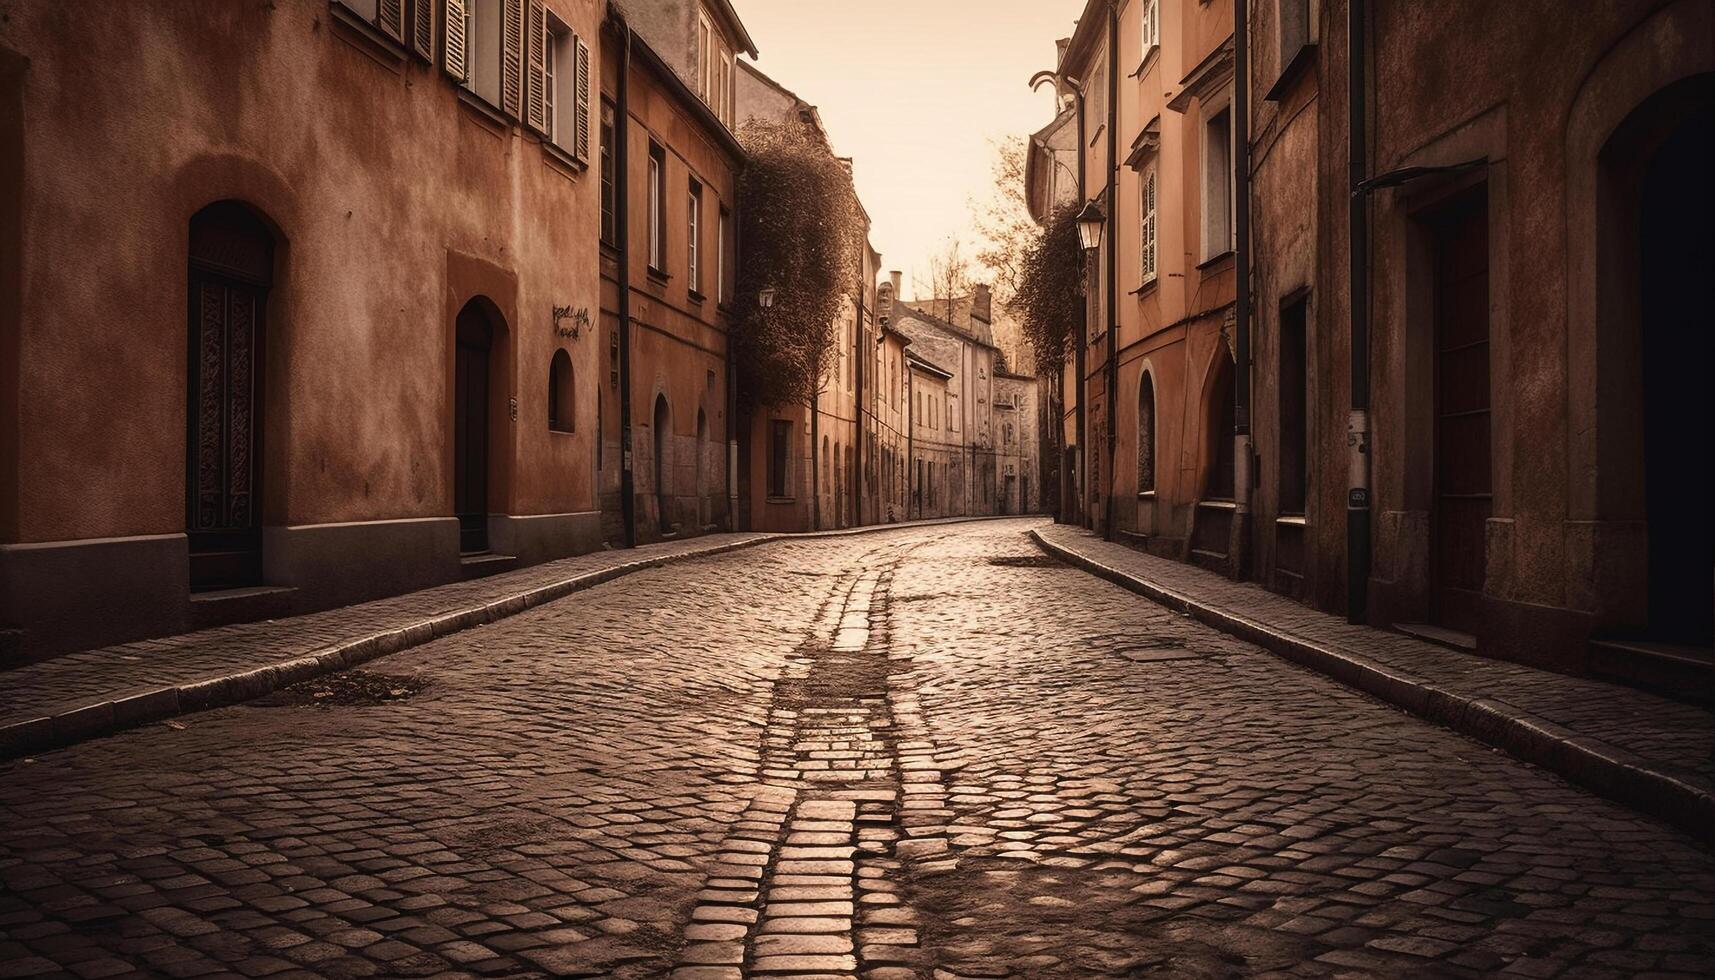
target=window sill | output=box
[765,495,797,505]
[600,239,620,256]
[646,266,671,284]
[1196,249,1234,272]
[541,139,586,177]
[1130,45,1159,80]
[457,87,512,135]
[687,288,707,304]
[549,426,576,436]
[1276,513,1308,527]
[1137,490,1156,499]
[1131,275,1159,297]
[328,3,408,71]
[1264,44,1318,103]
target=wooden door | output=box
[1430,189,1492,633]
[454,307,492,553]
[187,202,272,592]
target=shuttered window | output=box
[501,0,524,117]
[573,36,591,160]
[334,1,404,42]
[444,0,469,82]
[527,1,550,135]
[410,0,434,60]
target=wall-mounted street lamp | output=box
[1075,199,1106,253]
[758,286,777,309]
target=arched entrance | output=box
[1606,77,1715,646]
[187,201,274,591]
[654,394,671,532]
[1203,353,1236,501]
[454,299,498,554]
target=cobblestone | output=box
[1,519,1712,978]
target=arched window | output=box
[548,349,574,432]
[1137,371,1156,494]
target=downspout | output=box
[853,268,865,528]
[1347,0,1372,623]
[615,14,637,549]
[1074,90,1088,529]
[1102,0,1119,542]
[729,200,741,531]
[1233,0,1254,574]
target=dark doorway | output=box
[1204,354,1236,501]
[1639,98,1715,646]
[454,301,494,554]
[695,408,708,526]
[187,202,273,591]
[1428,187,1492,634]
[654,395,671,532]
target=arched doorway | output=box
[695,408,708,526]
[454,299,498,554]
[654,394,671,533]
[187,201,274,591]
[1606,77,1715,646]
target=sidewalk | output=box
[0,515,1020,760]
[1032,523,1715,845]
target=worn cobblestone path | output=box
[2,519,1713,979]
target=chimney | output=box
[881,270,902,326]
[971,283,992,326]
[1055,37,1071,66]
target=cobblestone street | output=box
[2,519,1713,979]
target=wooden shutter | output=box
[444,0,467,82]
[574,35,591,160]
[411,0,434,61]
[502,0,524,118]
[378,0,405,41]
[525,0,547,134]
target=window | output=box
[1140,165,1158,283]
[696,8,736,126]
[600,100,616,243]
[1137,371,1156,493]
[1141,0,1159,55]
[527,14,591,158]
[548,349,574,432]
[461,0,501,107]
[647,143,666,271]
[768,419,792,497]
[949,394,959,432]
[335,0,403,42]
[1201,105,1234,260]
[1279,297,1308,514]
[717,207,730,303]
[688,181,703,294]
[543,15,560,141]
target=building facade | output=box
[0,0,608,658]
[598,0,751,547]
[1246,0,1712,682]
[1031,0,1712,684]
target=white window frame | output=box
[1140,163,1158,284]
[687,181,702,294]
[1141,0,1159,56]
[1200,92,1235,262]
[543,15,561,144]
[647,148,664,270]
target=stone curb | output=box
[0,514,1035,761]
[1030,527,1715,847]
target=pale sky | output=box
[735,0,1083,300]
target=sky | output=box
[733,0,1084,300]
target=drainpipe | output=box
[1074,95,1089,530]
[1102,0,1119,542]
[615,14,637,549]
[1347,0,1371,623]
[1233,0,1254,575]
